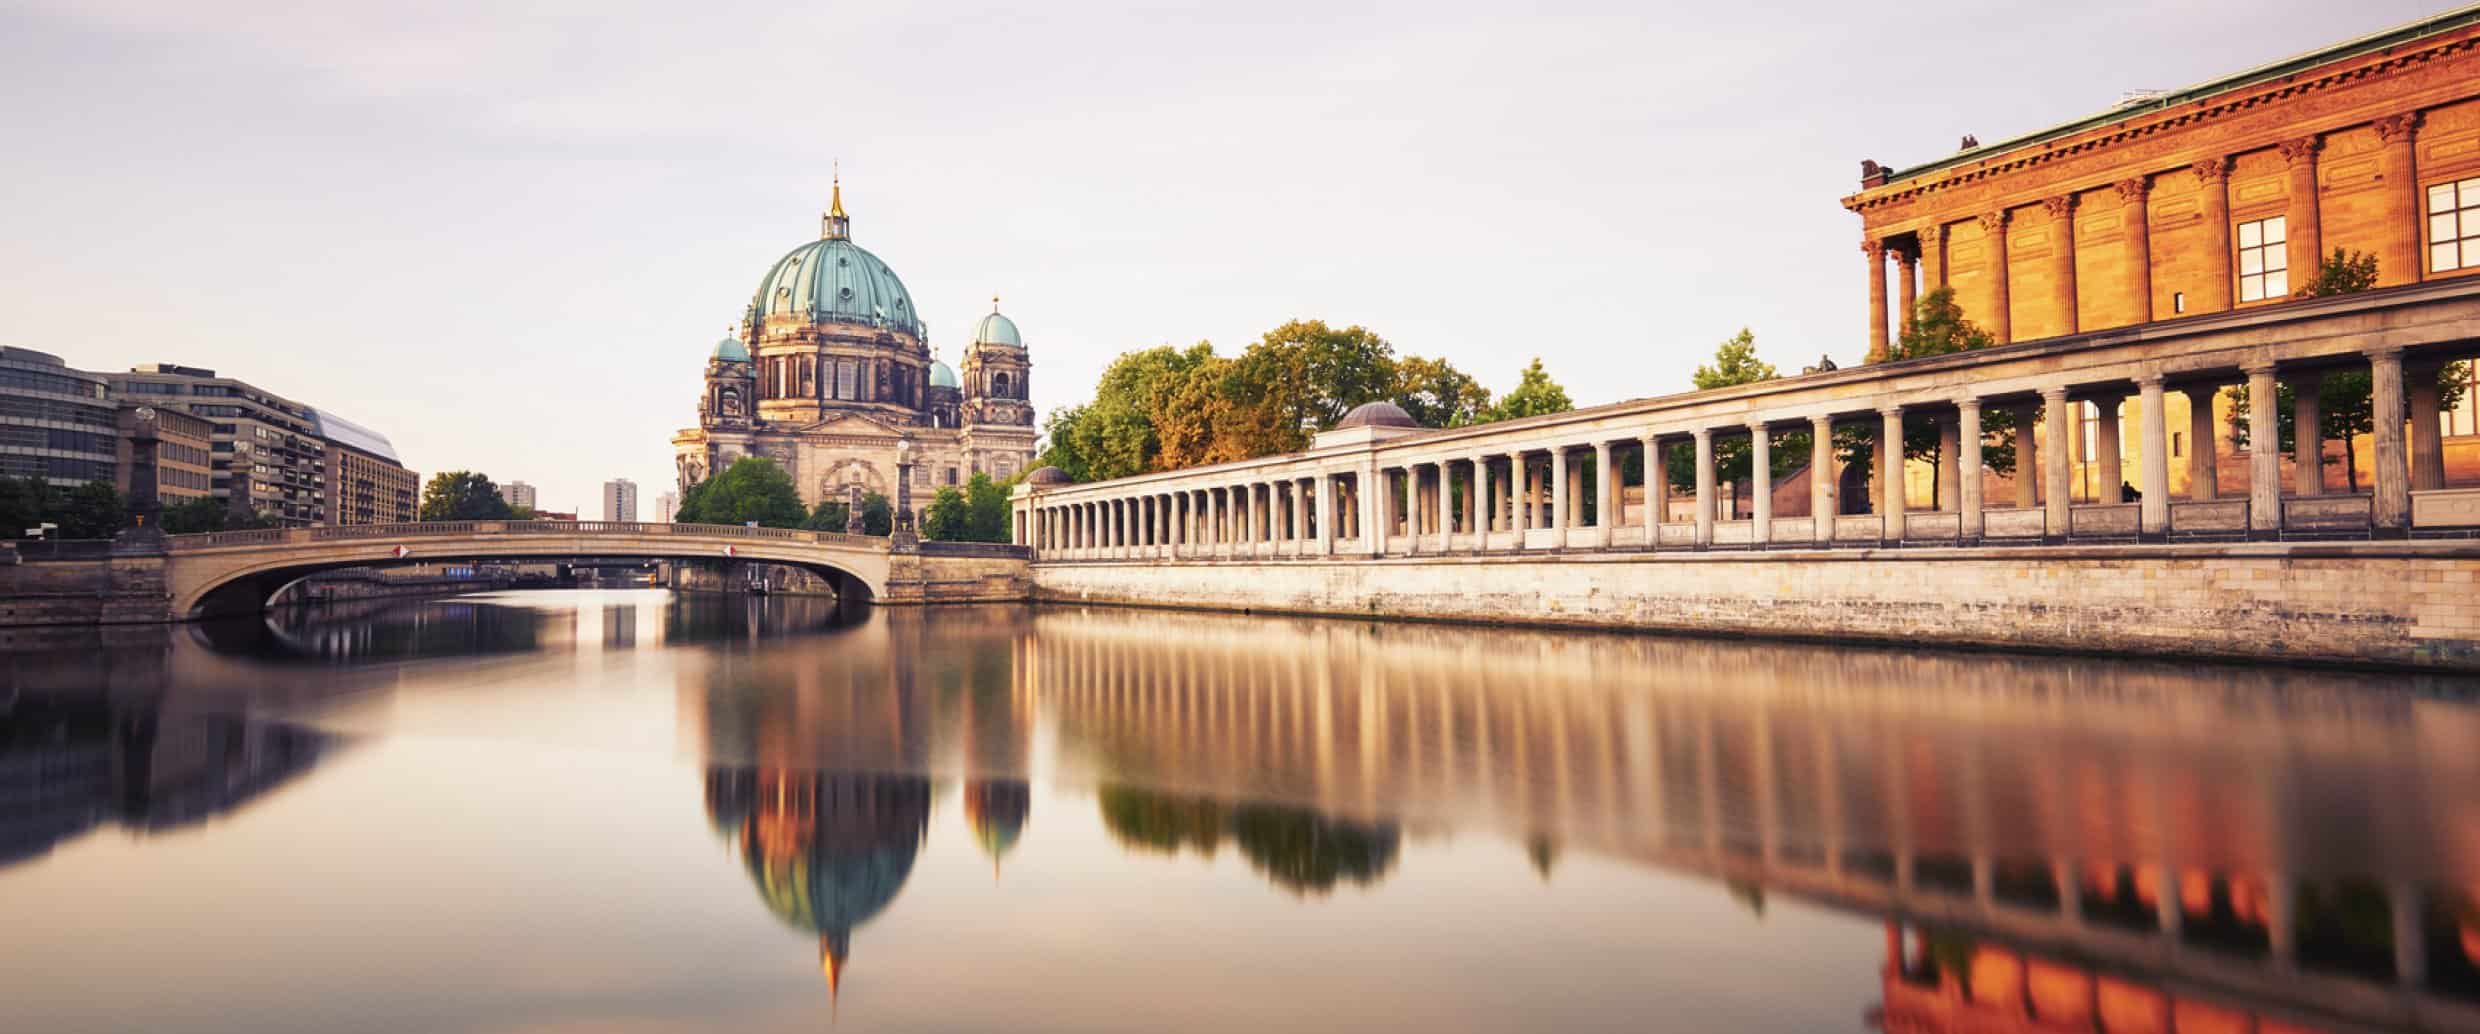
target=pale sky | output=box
[0,0,2447,512]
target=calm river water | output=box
[5,590,2480,1033]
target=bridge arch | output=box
[164,523,893,621]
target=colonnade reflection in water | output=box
[681,603,2480,1032]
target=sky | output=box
[0,0,2452,513]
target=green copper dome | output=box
[751,237,923,338]
[712,335,750,362]
[928,359,959,390]
[972,310,1021,347]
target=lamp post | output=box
[893,439,919,550]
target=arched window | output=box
[994,372,1012,399]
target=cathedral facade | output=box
[672,183,1037,508]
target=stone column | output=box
[1936,417,1962,512]
[1692,428,1715,547]
[1363,470,1385,556]
[1896,244,1919,336]
[1472,456,1492,551]
[1208,489,1223,556]
[2117,177,2152,323]
[2138,376,2170,537]
[1593,442,1614,545]
[1864,240,1890,363]
[2187,384,2219,500]
[2015,403,2040,509]
[1292,478,1308,551]
[1497,448,1517,535]
[2043,388,2072,538]
[1432,463,1452,552]
[2412,363,2446,492]
[2193,158,2233,313]
[1640,437,1661,544]
[1810,416,1836,543]
[2376,114,2423,287]
[1314,475,1333,555]
[2044,195,2078,334]
[1959,399,1985,539]
[2372,347,2410,534]
[2247,365,2281,536]
[2095,392,2125,504]
[1550,446,1570,537]
[1649,439,1671,534]
[1881,406,1907,538]
[1980,210,2012,344]
[2278,136,2324,292]
[2291,372,2323,497]
[1920,225,1946,294]
[1747,423,1771,546]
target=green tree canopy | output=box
[159,496,274,534]
[1891,286,1996,361]
[673,456,807,528]
[418,471,515,521]
[1691,328,1778,390]
[1481,358,1574,424]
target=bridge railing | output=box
[166,521,890,550]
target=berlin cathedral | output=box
[672,181,1037,505]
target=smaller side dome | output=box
[973,311,1021,347]
[712,335,751,362]
[1024,466,1072,486]
[928,359,959,389]
[1335,401,1419,429]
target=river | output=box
[2,589,2476,1033]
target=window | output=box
[945,466,958,485]
[836,360,857,400]
[2171,432,2185,458]
[2432,177,2480,273]
[2172,292,2186,314]
[2237,216,2287,302]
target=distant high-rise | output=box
[656,491,677,523]
[503,481,537,511]
[603,478,638,523]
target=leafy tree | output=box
[509,504,538,522]
[159,496,274,534]
[1692,328,1777,389]
[418,471,516,521]
[1254,319,1400,431]
[672,456,806,528]
[1480,358,1574,424]
[2226,253,2464,491]
[1667,331,1794,514]
[855,491,892,536]
[2299,248,2379,297]
[920,485,972,541]
[965,472,1013,542]
[801,498,849,532]
[51,482,123,538]
[1390,355,1492,428]
[1890,286,1996,361]
[1037,343,1217,480]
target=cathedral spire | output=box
[823,163,851,240]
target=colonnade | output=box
[1028,473,1368,561]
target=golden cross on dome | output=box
[992,294,1001,312]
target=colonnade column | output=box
[2411,362,2447,492]
[1809,416,1836,543]
[1363,466,1384,556]
[1292,478,1308,554]
[2291,371,2324,497]
[2014,403,2040,509]
[1592,442,1614,545]
[2137,376,2170,538]
[1880,406,1906,538]
[2117,177,2152,324]
[2187,384,2219,501]
[2094,393,2125,504]
[2044,196,2077,335]
[2042,388,2071,538]
[1550,447,1569,540]
[1936,417,1961,512]
[1504,451,1526,541]
[1746,424,1770,546]
[2371,346,2410,535]
[2247,365,2281,536]
[1434,463,1453,552]
[2195,158,2234,311]
[1958,399,1984,540]
[1640,436,1661,545]
[1864,240,1889,363]
[1692,428,1715,548]
[1980,211,2011,344]
[1472,456,1492,551]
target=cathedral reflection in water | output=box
[677,603,2480,1031]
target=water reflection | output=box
[0,689,330,867]
[703,767,931,1000]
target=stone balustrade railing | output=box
[164,521,887,551]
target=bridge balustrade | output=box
[164,521,888,551]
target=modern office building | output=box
[656,491,677,523]
[311,409,417,525]
[603,478,638,523]
[117,403,215,505]
[112,365,327,526]
[0,347,117,487]
[502,480,537,511]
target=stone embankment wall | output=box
[887,551,1034,604]
[1031,543,2480,671]
[0,550,168,627]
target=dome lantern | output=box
[821,165,850,241]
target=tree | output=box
[419,471,515,521]
[51,482,123,539]
[965,472,1013,542]
[672,457,806,528]
[1253,319,1400,431]
[160,495,273,534]
[920,486,972,541]
[1480,358,1574,424]
[1390,355,1492,428]
[1667,330,1794,514]
[1692,328,1777,390]
[2299,248,2379,297]
[1891,286,1996,361]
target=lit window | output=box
[2172,291,2186,314]
[2237,216,2287,302]
[2431,177,2480,273]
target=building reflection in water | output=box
[0,689,330,869]
[679,603,2480,1031]
[703,768,931,1003]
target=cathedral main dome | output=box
[751,238,923,338]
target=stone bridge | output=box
[160,520,900,618]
